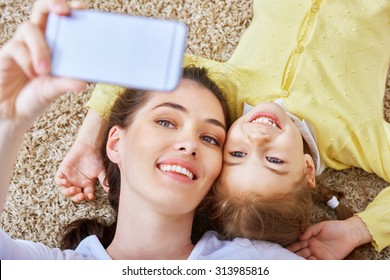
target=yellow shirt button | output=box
[311,4,319,12]
[295,45,304,53]
[281,90,289,97]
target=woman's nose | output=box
[174,136,198,158]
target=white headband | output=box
[326,196,340,209]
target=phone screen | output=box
[46,10,187,91]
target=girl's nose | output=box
[247,130,271,146]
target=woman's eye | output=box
[230,151,247,158]
[201,136,219,146]
[157,120,174,128]
[266,156,283,164]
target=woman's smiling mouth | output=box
[157,162,198,181]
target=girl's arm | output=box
[55,83,125,202]
[287,216,373,260]
[55,109,108,202]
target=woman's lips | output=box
[157,159,198,181]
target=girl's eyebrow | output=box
[152,102,226,130]
[223,159,289,175]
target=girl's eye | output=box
[230,151,247,158]
[201,136,219,146]
[157,120,174,128]
[266,156,283,164]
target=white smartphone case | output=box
[46,10,187,91]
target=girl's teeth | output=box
[252,117,278,128]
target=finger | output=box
[287,240,308,253]
[13,22,50,76]
[58,178,71,187]
[31,76,86,107]
[2,39,36,79]
[55,176,72,187]
[86,193,95,201]
[71,193,87,203]
[307,256,318,260]
[294,247,312,259]
[15,77,85,128]
[54,169,65,183]
[69,1,86,10]
[61,185,82,197]
[30,0,70,30]
[299,224,322,241]
[67,187,88,203]
[82,185,95,201]
[55,170,72,187]
[43,77,86,103]
[83,182,95,201]
[98,169,109,192]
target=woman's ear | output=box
[106,126,123,164]
[304,154,316,189]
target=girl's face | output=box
[220,102,315,196]
[109,79,226,215]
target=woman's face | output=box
[110,79,226,215]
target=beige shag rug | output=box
[1,0,389,260]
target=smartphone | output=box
[46,10,187,91]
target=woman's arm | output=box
[0,121,26,214]
[0,0,85,215]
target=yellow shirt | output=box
[87,0,390,251]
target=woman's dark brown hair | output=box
[60,66,231,250]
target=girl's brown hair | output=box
[60,66,231,250]
[201,180,355,248]
[204,180,313,247]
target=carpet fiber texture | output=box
[0,0,389,259]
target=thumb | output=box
[17,76,86,121]
[36,76,86,105]
[299,223,323,241]
[98,169,109,192]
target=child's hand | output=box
[287,216,372,259]
[55,139,106,202]
[55,109,109,203]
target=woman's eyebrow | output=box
[206,118,226,130]
[153,102,187,113]
[153,102,226,130]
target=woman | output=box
[0,0,300,260]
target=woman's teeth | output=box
[159,164,194,180]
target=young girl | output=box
[57,0,390,259]
[199,0,390,259]
[0,0,301,260]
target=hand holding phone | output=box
[46,10,187,91]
